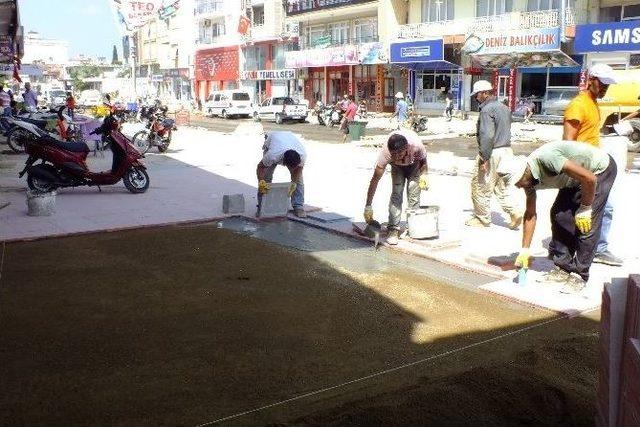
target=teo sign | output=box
[112,1,163,33]
[575,20,640,53]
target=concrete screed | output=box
[222,193,245,215]
[0,122,639,313]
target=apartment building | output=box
[239,0,299,103]
[391,0,594,113]
[134,0,195,100]
[284,0,408,112]
[193,0,245,103]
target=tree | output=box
[112,45,119,65]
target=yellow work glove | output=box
[575,205,593,234]
[419,174,429,190]
[514,248,530,269]
[258,179,270,195]
[288,182,297,197]
[364,205,374,224]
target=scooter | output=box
[18,114,149,194]
[409,114,428,133]
[131,110,176,154]
[324,104,344,127]
[313,101,326,126]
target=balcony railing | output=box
[395,8,584,39]
[286,0,376,16]
[299,34,378,49]
[196,0,224,15]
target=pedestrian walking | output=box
[22,82,38,111]
[390,92,408,129]
[363,128,429,245]
[66,91,76,121]
[256,127,307,218]
[509,141,617,293]
[561,63,622,266]
[466,80,522,229]
[340,95,357,143]
[444,90,454,121]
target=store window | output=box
[355,65,377,108]
[328,21,350,45]
[476,0,513,16]
[526,0,559,11]
[273,43,296,69]
[421,0,454,22]
[252,5,265,26]
[304,24,326,48]
[310,70,325,103]
[244,46,268,71]
[354,18,377,43]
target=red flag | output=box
[13,57,21,83]
[238,15,250,35]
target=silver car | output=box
[542,86,580,116]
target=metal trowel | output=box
[363,220,382,250]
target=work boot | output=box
[536,267,570,284]
[293,208,307,218]
[593,250,623,267]
[386,229,399,245]
[560,273,587,294]
[508,213,523,230]
[465,217,490,228]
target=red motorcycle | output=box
[19,114,150,194]
[131,109,176,154]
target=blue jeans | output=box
[596,198,613,254]
[258,164,305,210]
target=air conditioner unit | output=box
[203,19,212,27]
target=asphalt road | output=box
[189,115,640,169]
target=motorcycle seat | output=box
[19,117,48,129]
[43,134,90,153]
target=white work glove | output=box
[514,247,530,269]
[575,204,593,234]
[364,205,374,224]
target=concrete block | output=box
[222,194,245,214]
[308,211,350,223]
[258,182,290,218]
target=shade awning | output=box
[391,60,461,71]
[471,50,578,69]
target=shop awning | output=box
[471,50,579,69]
[391,60,461,71]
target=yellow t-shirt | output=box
[563,91,601,147]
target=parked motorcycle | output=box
[4,114,53,153]
[409,114,428,133]
[324,104,344,128]
[131,110,176,154]
[18,114,149,194]
[314,101,326,126]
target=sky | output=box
[19,0,122,59]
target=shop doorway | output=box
[496,75,509,102]
[384,78,395,109]
[328,70,349,104]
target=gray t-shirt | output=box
[527,141,610,189]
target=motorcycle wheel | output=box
[123,166,150,194]
[132,130,151,154]
[158,136,170,153]
[7,127,30,153]
[27,172,57,193]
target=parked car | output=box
[48,89,67,109]
[204,90,252,119]
[542,86,579,117]
[78,89,102,107]
[255,97,308,124]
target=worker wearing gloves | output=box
[505,141,617,294]
[256,130,307,218]
[364,128,428,245]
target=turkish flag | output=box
[13,57,21,83]
[238,15,251,35]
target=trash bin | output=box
[348,121,367,141]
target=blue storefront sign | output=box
[390,39,444,63]
[575,20,640,53]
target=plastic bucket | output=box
[26,190,56,216]
[348,121,367,141]
[406,205,439,239]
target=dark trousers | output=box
[550,156,617,281]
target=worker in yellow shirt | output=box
[560,63,622,267]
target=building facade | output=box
[22,31,69,65]
[284,0,408,112]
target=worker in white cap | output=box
[390,91,408,128]
[558,63,623,267]
[505,141,617,294]
[466,80,523,230]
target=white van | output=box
[204,90,252,119]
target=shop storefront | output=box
[467,27,578,111]
[285,42,393,111]
[194,46,240,107]
[390,39,463,113]
[159,68,191,101]
[240,69,298,102]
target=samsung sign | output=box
[390,39,444,63]
[575,20,640,53]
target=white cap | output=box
[470,80,493,96]
[497,156,528,185]
[589,63,618,85]
[395,92,404,99]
